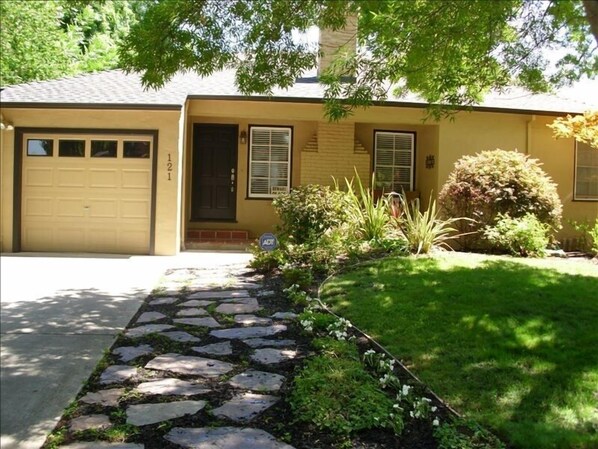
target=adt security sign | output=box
[259,233,278,252]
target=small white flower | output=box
[432,418,440,426]
[431,406,438,412]
[402,385,411,396]
[410,411,415,418]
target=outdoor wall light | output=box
[425,154,435,169]
[239,130,247,144]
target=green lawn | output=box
[321,252,598,449]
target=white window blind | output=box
[575,141,598,200]
[374,131,414,192]
[249,127,291,198]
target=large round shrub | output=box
[272,184,348,244]
[439,149,562,248]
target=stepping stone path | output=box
[113,344,153,362]
[79,388,124,407]
[192,341,233,356]
[135,378,211,396]
[212,392,279,422]
[127,400,207,426]
[68,264,298,448]
[70,414,111,432]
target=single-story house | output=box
[1,30,597,255]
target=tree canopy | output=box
[549,110,598,148]
[0,0,144,86]
[119,0,598,120]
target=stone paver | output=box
[242,338,296,348]
[192,341,233,356]
[165,427,295,449]
[211,325,287,340]
[176,307,209,317]
[125,324,174,338]
[228,370,286,392]
[100,365,138,385]
[60,444,144,449]
[250,348,298,365]
[257,290,276,297]
[79,388,124,407]
[136,378,211,396]
[126,400,206,426]
[188,290,249,300]
[212,393,279,422]
[219,297,259,305]
[148,297,178,305]
[113,344,153,362]
[136,311,168,323]
[178,299,215,307]
[174,317,222,328]
[160,331,201,342]
[234,314,273,326]
[271,312,298,320]
[145,353,234,377]
[215,302,261,314]
[70,414,111,432]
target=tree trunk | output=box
[584,0,598,44]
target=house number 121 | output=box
[167,153,173,180]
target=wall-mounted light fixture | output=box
[239,130,247,145]
[425,154,435,169]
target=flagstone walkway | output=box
[59,263,300,449]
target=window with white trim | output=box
[575,141,598,200]
[374,131,415,192]
[248,126,292,198]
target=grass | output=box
[321,252,598,449]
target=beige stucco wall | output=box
[529,115,598,240]
[0,107,184,255]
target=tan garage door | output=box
[21,133,153,254]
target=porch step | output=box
[185,229,253,251]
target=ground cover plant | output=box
[321,252,598,449]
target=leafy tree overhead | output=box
[119,0,598,119]
[548,110,598,148]
[0,0,145,86]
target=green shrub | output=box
[289,338,393,436]
[394,194,465,254]
[248,245,285,272]
[571,219,598,255]
[273,184,349,244]
[344,171,391,242]
[439,149,562,249]
[483,213,549,257]
[282,266,313,290]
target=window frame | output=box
[247,125,293,199]
[574,140,598,201]
[373,130,416,192]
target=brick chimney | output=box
[318,15,357,77]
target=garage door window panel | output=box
[91,140,118,158]
[59,140,85,157]
[27,139,53,156]
[124,141,150,158]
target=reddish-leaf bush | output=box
[439,149,562,249]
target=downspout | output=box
[526,115,536,155]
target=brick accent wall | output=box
[300,121,370,186]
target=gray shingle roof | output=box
[0,68,593,114]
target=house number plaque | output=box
[167,153,173,180]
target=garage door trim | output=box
[13,127,159,254]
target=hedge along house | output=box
[1,27,597,256]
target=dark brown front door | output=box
[191,124,238,221]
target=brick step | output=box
[187,229,249,242]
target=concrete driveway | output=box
[0,251,251,449]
